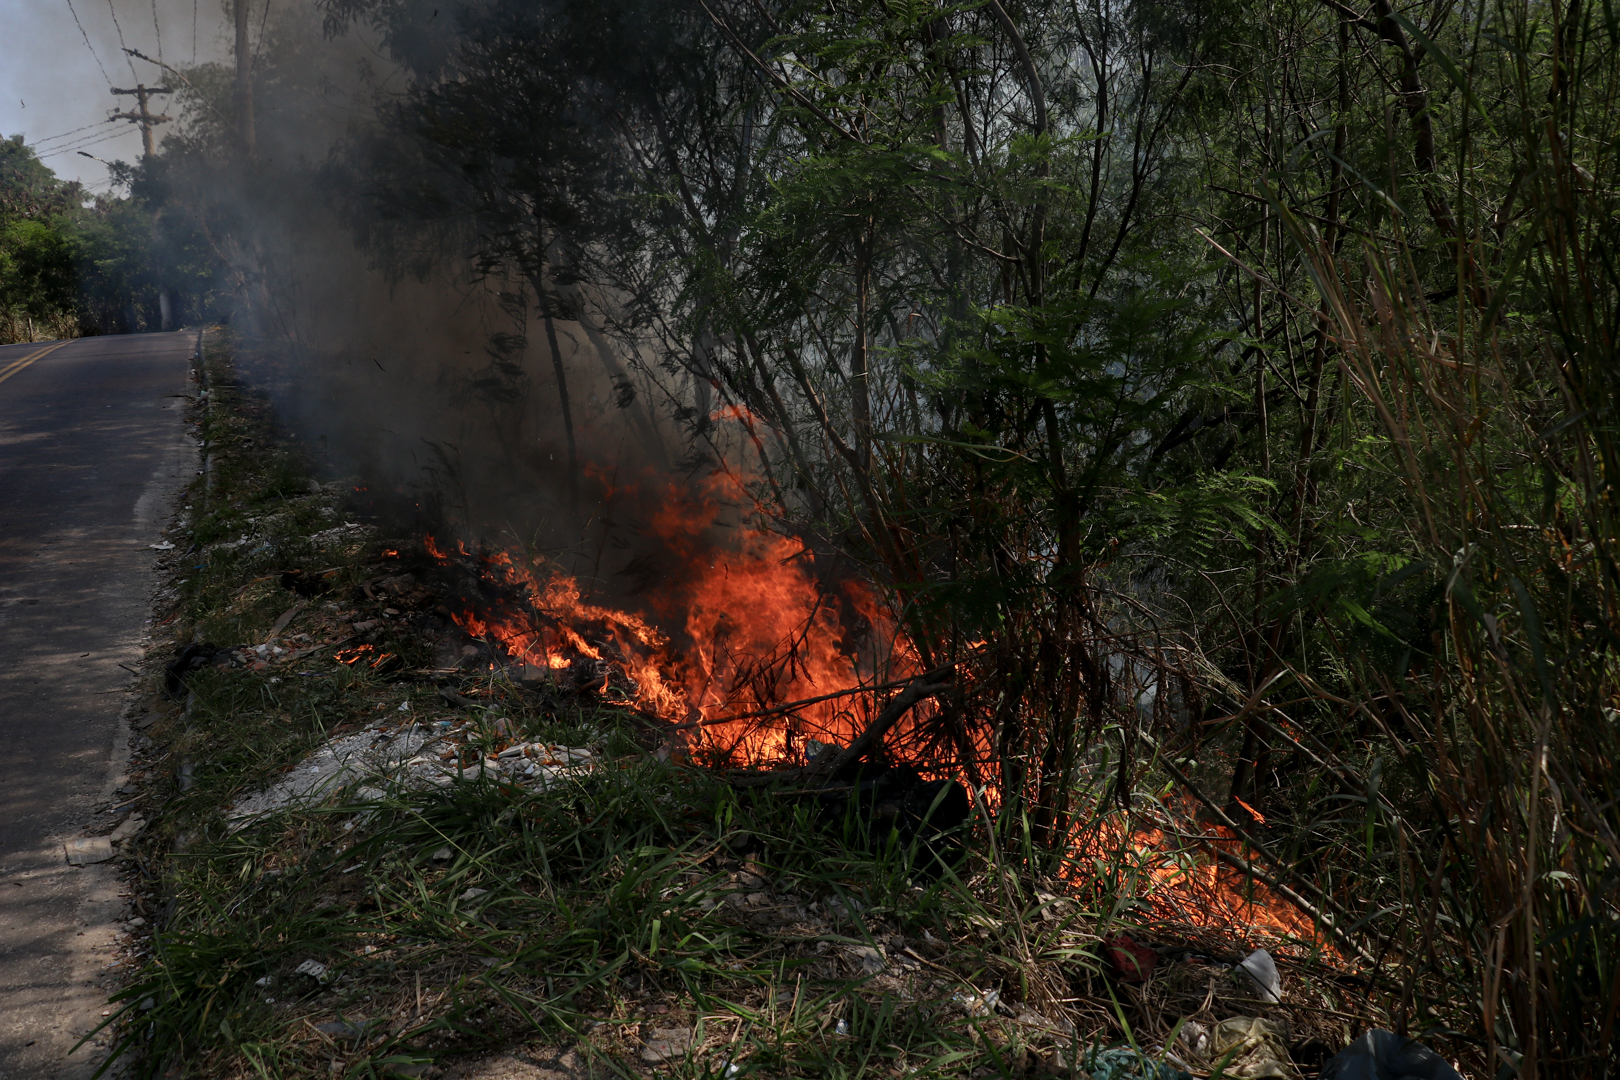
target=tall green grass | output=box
[1267,1,1620,1068]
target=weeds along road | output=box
[0,332,194,1079]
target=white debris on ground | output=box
[226,719,596,827]
[307,522,374,549]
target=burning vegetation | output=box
[345,490,1339,962]
[101,335,1394,1080]
[76,0,1620,1074]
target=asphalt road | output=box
[0,332,195,1079]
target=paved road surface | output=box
[0,333,195,1079]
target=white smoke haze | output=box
[6,0,825,626]
[172,2,777,607]
[0,0,231,187]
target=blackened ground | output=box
[814,767,971,879]
[0,332,195,1079]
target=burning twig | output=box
[665,667,959,731]
[807,664,957,781]
[1156,753,1388,970]
[728,664,959,786]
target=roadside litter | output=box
[1207,1016,1295,1078]
[1103,932,1159,983]
[1076,1045,1194,1080]
[1236,947,1283,1002]
[1318,1030,1463,1080]
[293,959,330,983]
[225,718,597,827]
[163,642,235,698]
[64,837,115,865]
[109,815,146,845]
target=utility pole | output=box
[234,0,255,158]
[110,75,177,330]
[109,84,173,159]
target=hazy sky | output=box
[0,0,233,190]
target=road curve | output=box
[0,332,195,1079]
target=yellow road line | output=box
[0,345,50,381]
[0,340,73,387]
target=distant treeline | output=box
[0,134,224,343]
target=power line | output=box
[109,83,173,157]
[63,0,113,87]
[150,0,163,65]
[36,128,131,161]
[191,0,197,64]
[125,47,232,126]
[31,119,114,148]
[60,130,135,157]
[39,126,131,157]
[253,0,272,63]
[43,122,135,156]
[104,0,140,79]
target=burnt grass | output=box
[100,331,1392,1079]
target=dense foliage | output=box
[0,133,224,342]
[123,0,1620,1073]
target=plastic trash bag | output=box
[1317,1030,1463,1080]
[1209,1016,1296,1078]
[1237,947,1283,1002]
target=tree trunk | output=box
[543,312,579,516]
[234,0,254,158]
[851,246,872,471]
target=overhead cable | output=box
[63,0,113,87]
[40,128,130,159]
[104,0,141,79]
[37,127,132,161]
[32,119,115,148]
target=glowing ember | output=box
[335,643,393,669]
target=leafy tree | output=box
[0,132,219,338]
[0,217,74,327]
[0,137,82,340]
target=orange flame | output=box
[417,474,1337,958]
[1065,809,1334,954]
[424,474,920,763]
[335,643,393,669]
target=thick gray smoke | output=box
[177,2,762,596]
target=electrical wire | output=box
[191,0,197,64]
[104,0,140,80]
[151,0,163,65]
[253,0,273,62]
[63,0,113,87]
[40,126,132,156]
[31,119,114,149]
[37,128,132,161]
[43,120,138,156]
